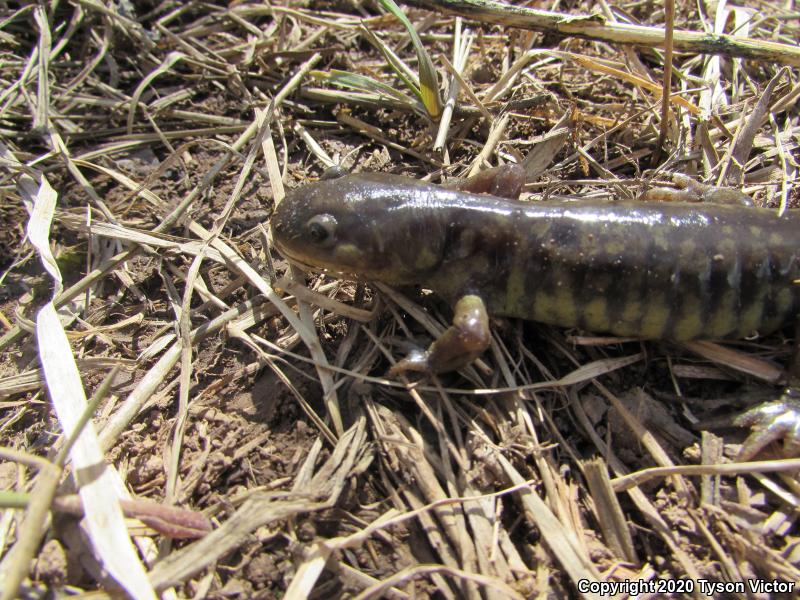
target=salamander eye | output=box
[306,214,337,247]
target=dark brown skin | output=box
[271,169,800,457]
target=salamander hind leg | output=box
[389,295,491,376]
[644,173,753,206]
[734,388,800,460]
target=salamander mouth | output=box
[278,251,363,281]
[271,232,311,266]
[283,255,319,272]
[273,243,319,271]
[273,231,368,280]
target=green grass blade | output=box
[310,69,421,110]
[378,0,442,118]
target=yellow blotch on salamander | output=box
[777,287,795,315]
[583,297,609,332]
[739,299,766,336]
[706,290,736,338]
[639,295,669,338]
[762,288,797,333]
[613,300,643,336]
[673,296,704,339]
[533,291,557,324]
[770,232,786,246]
[679,239,696,256]
[716,237,736,256]
[650,229,671,253]
[552,277,579,327]
[415,246,440,270]
[504,266,527,315]
[604,240,626,256]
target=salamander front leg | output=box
[734,389,800,460]
[389,295,491,376]
[449,163,526,200]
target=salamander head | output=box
[271,173,447,284]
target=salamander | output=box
[271,169,800,457]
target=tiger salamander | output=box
[271,169,800,457]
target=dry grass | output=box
[1,1,799,598]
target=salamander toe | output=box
[734,388,800,460]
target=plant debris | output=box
[1,1,799,598]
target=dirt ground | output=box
[1,1,800,598]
